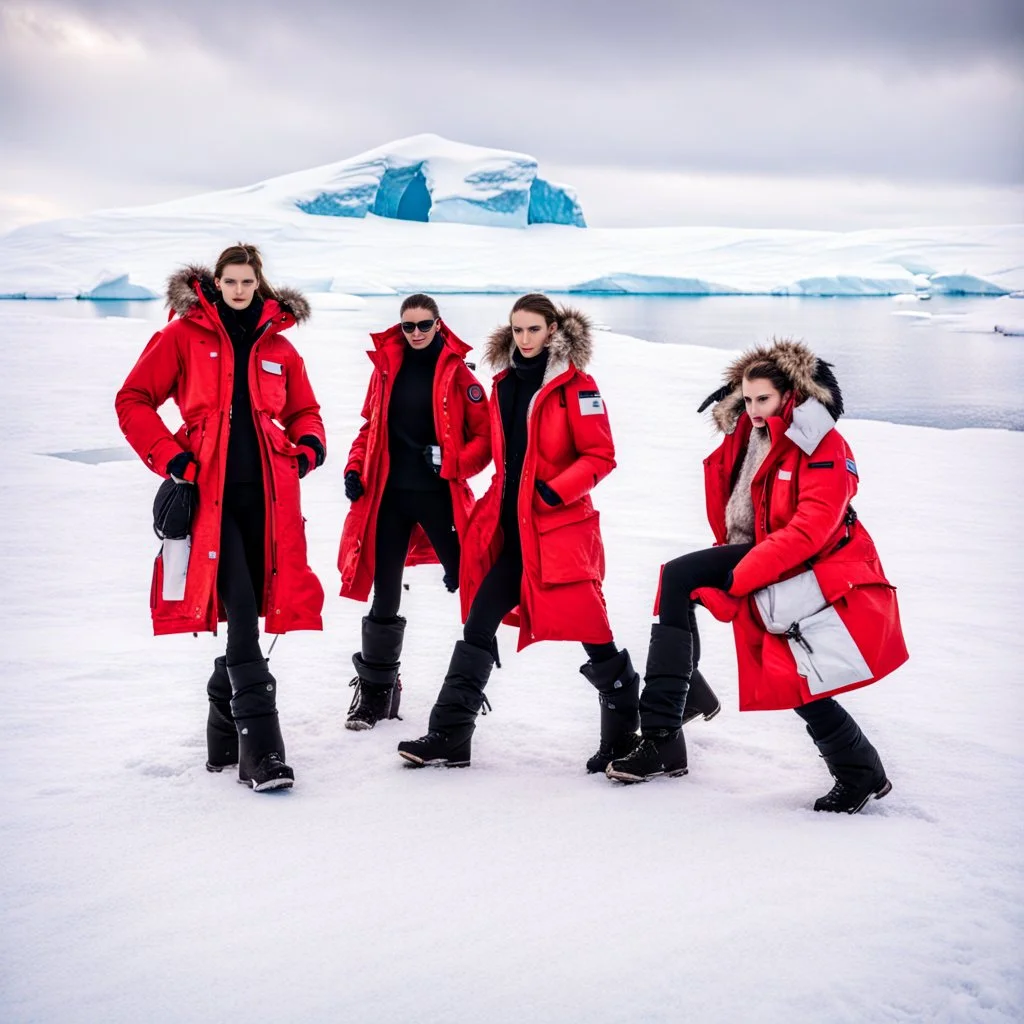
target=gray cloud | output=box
[0,0,1021,229]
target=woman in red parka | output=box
[398,294,641,771]
[337,294,491,730]
[606,339,908,813]
[115,244,326,792]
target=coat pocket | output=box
[753,569,871,695]
[536,505,603,585]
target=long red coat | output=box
[692,340,908,710]
[115,265,326,636]
[338,323,491,601]
[460,310,616,651]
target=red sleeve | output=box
[729,433,856,596]
[345,372,376,475]
[114,326,187,477]
[547,372,616,505]
[454,362,491,479]
[280,343,325,453]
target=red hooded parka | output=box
[460,310,616,651]
[115,265,326,637]
[338,323,491,601]
[690,340,909,711]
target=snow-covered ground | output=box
[2,304,1022,1023]
[0,135,1020,301]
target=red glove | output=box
[691,586,742,623]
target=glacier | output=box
[0,134,1020,302]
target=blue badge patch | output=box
[845,458,858,477]
[467,384,484,403]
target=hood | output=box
[165,264,311,324]
[698,337,844,435]
[483,305,594,373]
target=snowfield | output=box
[1,303,1022,1023]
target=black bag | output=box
[153,478,197,540]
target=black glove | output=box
[535,479,562,507]
[296,452,310,479]
[423,445,443,475]
[344,470,364,501]
[298,435,325,469]
[166,451,197,483]
[443,571,458,593]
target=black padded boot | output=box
[605,728,688,783]
[228,659,294,792]
[682,669,721,725]
[810,718,891,813]
[638,623,695,732]
[398,641,494,768]
[580,649,640,774]
[205,656,238,772]
[346,616,406,731]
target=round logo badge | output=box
[467,384,484,403]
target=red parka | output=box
[690,340,908,711]
[338,323,491,601]
[460,310,616,651]
[115,265,326,636]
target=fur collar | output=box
[165,264,310,324]
[699,337,844,435]
[483,305,594,374]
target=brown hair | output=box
[511,292,559,326]
[400,293,440,319]
[743,359,794,397]
[214,243,277,300]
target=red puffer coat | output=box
[692,339,908,710]
[338,323,491,601]
[460,310,616,651]
[115,265,326,636]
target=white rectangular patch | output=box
[577,390,604,416]
[778,469,793,481]
[209,351,218,358]
[261,360,283,375]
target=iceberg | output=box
[0,135,1020,301]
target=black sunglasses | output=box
[401,319,438,334]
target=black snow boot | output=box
[580,649,640,773]
[682,669,721,725]
[397,641,494,768]
[205,655,238,772]
[809,718,891,814]
[638,623,695,732]
[346,616,406,731]
[228,659,294,792]
[605,728,688,783]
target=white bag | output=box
[753,570,871,695]
[160,536,191,602]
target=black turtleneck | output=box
[386,334,444,491]
[217,296,265,486]
[498,347,549,541]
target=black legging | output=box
[463,539,618,665]
[217,482,265,667]
[370,485,461,621]
[659,542,848,723]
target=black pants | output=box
[659,542,850,727]
[217,482,265,667]
[463,539,617,665]
[370,485,461,621]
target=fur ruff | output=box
[701,337,844,434]
[165,264,311,324]
[483,306,594,375]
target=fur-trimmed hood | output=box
[165,264,311,325]
[483,305,594,374]
[699,338,844,435]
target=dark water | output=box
[14,293,1021,431]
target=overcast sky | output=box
[1,0,1022,231]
